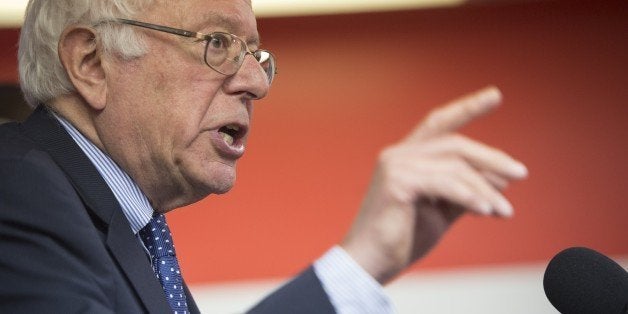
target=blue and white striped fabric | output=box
[55,115,153,234]
[315,246,394,313]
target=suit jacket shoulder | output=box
[0,109,182,313]
[0,120,121,312]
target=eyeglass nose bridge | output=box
[237,51,276,85]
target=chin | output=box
[176,157,238,202]
[194,164,237,195]
[177,175,235,208]
[208,177,236,195]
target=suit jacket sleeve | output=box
[247,266,336,314]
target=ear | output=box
[58,26,107,110]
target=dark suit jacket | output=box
[0,106,335,313]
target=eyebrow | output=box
[199,12,261,47]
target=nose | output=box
[222,54,270,100]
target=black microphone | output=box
[543,247,628,314]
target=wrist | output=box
[340,237,404,285]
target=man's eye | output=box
[208,34,230,49]
[208,38,222,49]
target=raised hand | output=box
[341,86,528,284]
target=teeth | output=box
[225,125,240,132]
[221,132,234,145]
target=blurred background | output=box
[1,0,626,312]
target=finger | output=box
[399,159,498,216]
[419,134,529,180]
[482,170,510,191]
[416,174,493,216]
[451,160,515,217]
[392,135,528,181]
[409,86,502,141]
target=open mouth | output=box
[218,124,245,146]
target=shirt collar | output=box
[54,114,153,234]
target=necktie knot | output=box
[139,215,176,259]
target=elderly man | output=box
[0,0,527,313]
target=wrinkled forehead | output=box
[144,0,259,42]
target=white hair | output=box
[18,0,154,107]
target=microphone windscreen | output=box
[543,247,628,314]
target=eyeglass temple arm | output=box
[116,18,205,40]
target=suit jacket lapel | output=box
[22,106,172,313]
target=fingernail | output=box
[498,198,514,217]
[480,86,502,103]
[512,162,528,178]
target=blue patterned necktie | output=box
[139,214,189,313]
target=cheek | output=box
[176,130,212,159]
[149,71,225,143]
[175,131,237,194]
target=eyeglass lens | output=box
[203,33,275,84]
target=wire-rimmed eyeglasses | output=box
[110,19,276,85]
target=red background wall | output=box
[1,0,626,284]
